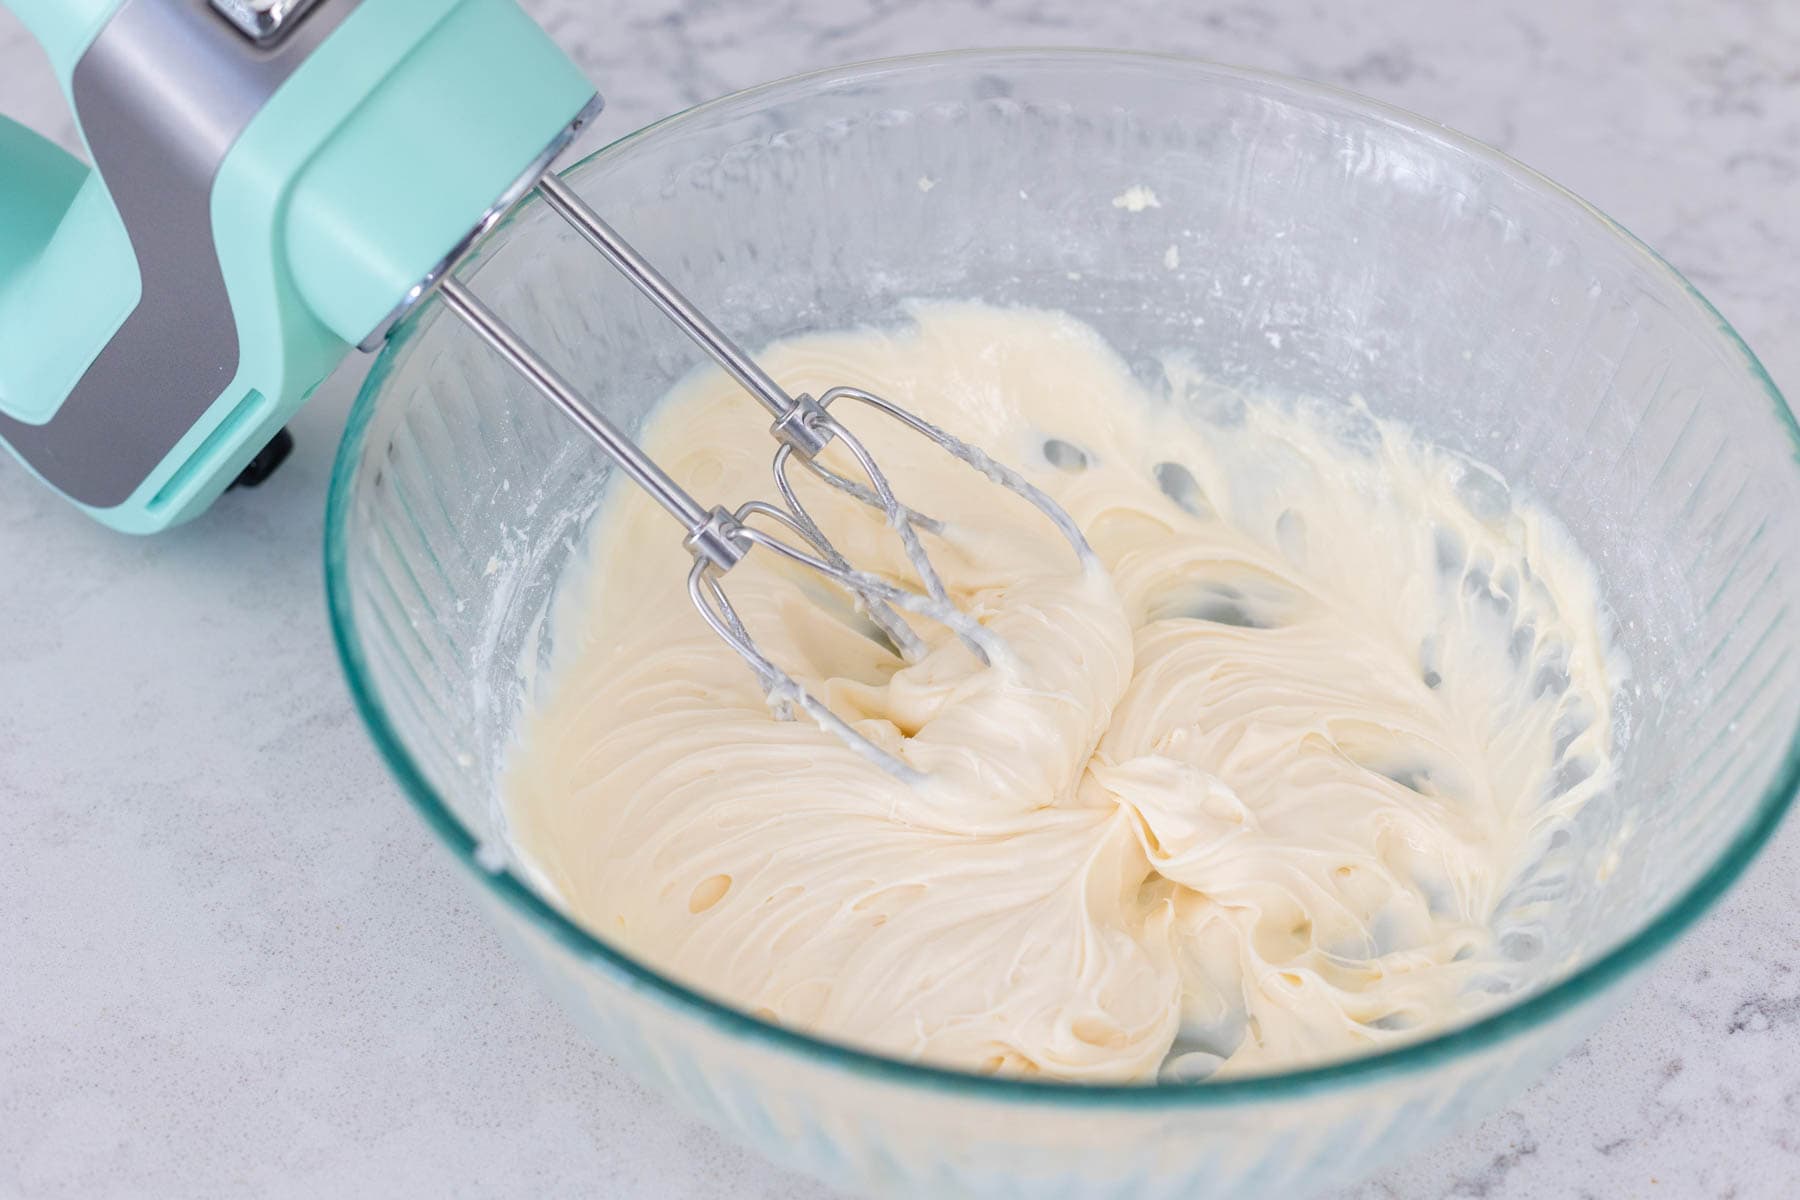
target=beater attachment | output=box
[440,172,1095,781]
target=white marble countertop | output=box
[3,1,1799,1196]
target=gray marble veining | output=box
[2,1,1798,1197]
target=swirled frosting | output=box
[504,303,1618,1082]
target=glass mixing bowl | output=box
[325,50,1800,1198]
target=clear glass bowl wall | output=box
[326,51,1800,1199]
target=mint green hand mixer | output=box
[0,0,1091,772]
[1,0,600,531]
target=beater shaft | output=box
[535,173,800,428]
[438,276,747,571]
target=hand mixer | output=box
[0,0,1093,775]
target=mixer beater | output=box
[440,173,1098,781]
[0,0,1092,777]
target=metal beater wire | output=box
[433,170,1099,781]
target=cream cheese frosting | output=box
[503,303,1619,1082]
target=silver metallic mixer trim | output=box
[209,0,325,45]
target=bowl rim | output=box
[325,46,1800,1107]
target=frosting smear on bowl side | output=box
[502,303,1619,1082]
